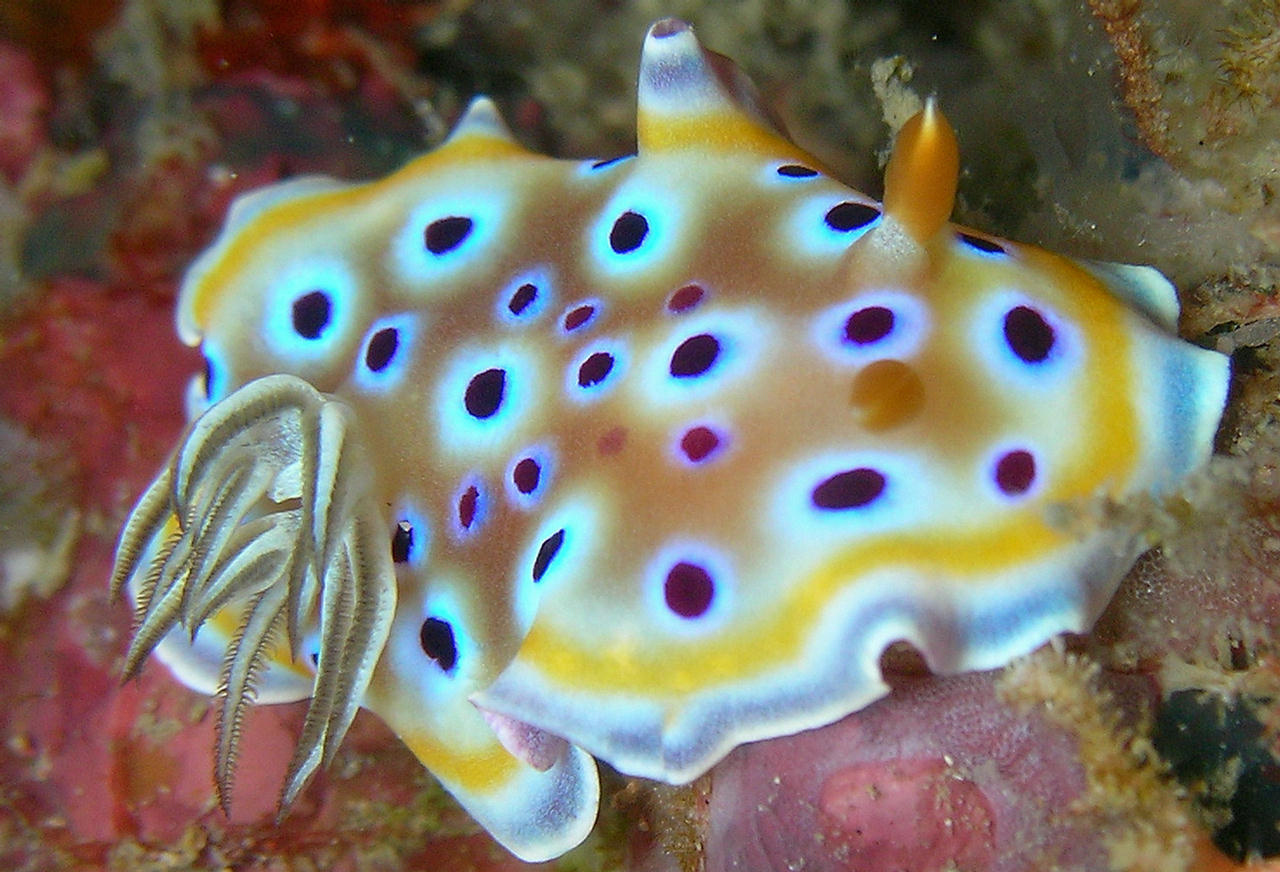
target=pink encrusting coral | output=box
[0,39,48,184]
[708,666,1144,872]
[708,644,1280,872]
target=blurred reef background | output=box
[0,1,1279,870]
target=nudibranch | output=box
[110,18,1229,861]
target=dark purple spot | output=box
[310,651,319,666]
[532,529,565,582]
[598,426,627,456]
[1004,306,1055,363]
[563,304,596,332]
[995,450,1036,495]
[464,368,506,419]
[664,562,715,618]
[843,306,895,345]
[202,355,215,398]
[825,202,880,232]
[959,232,1004,254]
[513,457,541,495]
[777,164,818,178]
[609,211,649,254]
[590,155,630,170]
[458,485,479,529]
[667,283,705,313]
[292,291,331,339]
[365,327,399,372]
[651,18,686,38]
[812,468,886,510]
[508,283,538,316]
[420,617,458,672]
[669,334,720,378]
[577,351,615,387]
[424,216,473,254]
[680,426,721,463]
[391,521,413,563]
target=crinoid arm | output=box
[110,373,395,812]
